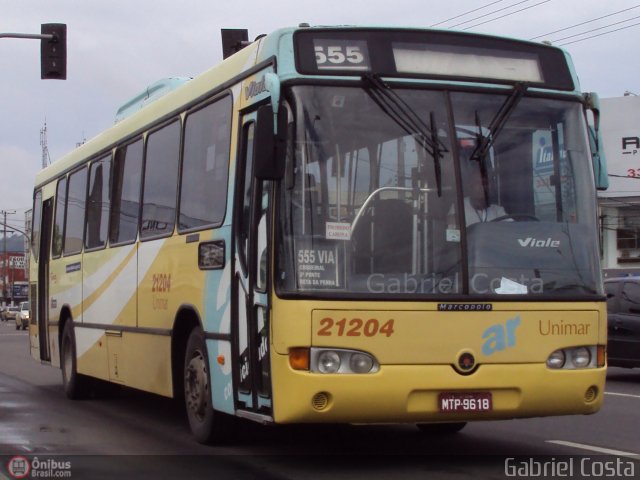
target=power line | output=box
[559,21,640,46]
[448,0,536,29]
[462,0,552,30]
[530,5,640,40]
[550,14,640,43]
[430,0,507,27]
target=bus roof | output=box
[35,25,578,189]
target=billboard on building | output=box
[599,96,640,198]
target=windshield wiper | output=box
[470,82,528,204]
[362,73,448,196]
[470,82,528,164]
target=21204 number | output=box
[152,273,171,293]
[317,317,395,337]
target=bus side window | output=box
[237,122,255,271]
[141,120,181,239]
[63,167,88,256]
[31,190,43,262]
[179,95,232,231]
[256,183,270,292]
[52,177,67,258]
[110,139,143,245]
[85,156,111,250]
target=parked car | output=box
[2,306,19,323]
[604,277,640,368]
[15,301,30,330]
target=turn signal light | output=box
[289,347,310,371]
[597,345,606,367]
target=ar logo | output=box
[482,315,521,356]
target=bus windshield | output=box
[277,85,602,298]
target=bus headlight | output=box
[310,348,379,374]
[350,353,374,373]
[546,349,566,369]
[317,351,341,373]
[571,347,591,368]
[546,346,598,370]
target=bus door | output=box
[37,198,53,362]
[233,112,273,416]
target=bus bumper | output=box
[270,353,605,424]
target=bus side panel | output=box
[203,83,240,415]
[47,256,81,367]
[203,226,234,414]
[137,237,174,331]
[77,246,138,381]
[131,237,177,395]
[121,332,173,396]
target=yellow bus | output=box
[29,26,609,443]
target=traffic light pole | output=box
[0,33,55,40]
[0,23,67,79]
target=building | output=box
[597,95,640,277]
[0,234,28,305]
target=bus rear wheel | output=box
[416,422,467,434]
[60,321,91,399]
[184,327,235,444]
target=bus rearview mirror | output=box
[254,105,286,180]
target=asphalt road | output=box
[0,319,638,479]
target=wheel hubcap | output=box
[185,350,209,421]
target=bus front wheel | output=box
[184,327,235,444]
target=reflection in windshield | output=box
[277,86,602,298]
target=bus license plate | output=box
[439,392,492,413]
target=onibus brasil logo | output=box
[7,456,30,479]
[6,456,72,478]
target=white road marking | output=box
[605,391,640,400]
[546,440,638,458]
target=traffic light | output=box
[221,29,248,59]
[40,23,66,80]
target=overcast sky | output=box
[2,0,639,231]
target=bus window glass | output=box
[52,177,67,258]
[64,167,87,256]
[278,86,601,297]
[450,93,600,295]
[85,156,111,249]
[256,182,270,291]
[279,86,459,295]
[31,191,43,261]
[141,120,181,239]
[238,122,255,269]
[180,96,232,231]
[110,139,143,245]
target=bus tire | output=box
[184,327,235,444]
[416,422,467,434]
[61,321,91,399]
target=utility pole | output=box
[1,210,16,305]
[40,121,50,168]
